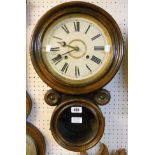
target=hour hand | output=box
[57,41,66,47]
[58,41,79,51]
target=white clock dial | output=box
[42,14,113,86]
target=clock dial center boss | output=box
[58,39,87,59]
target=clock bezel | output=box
[41,13,114,86]
[30,1,124,95]
[50,99,105,152]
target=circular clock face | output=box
[42,14,113,86]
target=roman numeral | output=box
[50,47,60,51]
[91,34,101,41]
[74,21,80,32]
[91,55,101,64]
[52,54,62,63]
[85,25,91,34]
[61,25,70,34]
[61,63,69,73]
[94,46,104,51]
[86,64,92,72]
[75,66,80,77]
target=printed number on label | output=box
[71,107,82,113]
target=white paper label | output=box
[71,107,82,113]
[71,117,82,123]
[46,45,51,52]
[105,45,111,52]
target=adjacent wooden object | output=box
[79,143,109,155]
[26,92,32,118]
[26,122,46,155]
[26,93,46,155]
[80,151,88,155]
[79,144,127,155]
[95,143,109,155]
[113,149,127,155]
[30,1,124,95]
[50,99,105,152]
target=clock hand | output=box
[58,41,79,51]
[61,49,75,56]
[57,41,66,47]
[52,49,76,63]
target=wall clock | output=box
[30,1,124,95]
[30,1,124,152]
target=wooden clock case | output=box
[44,88,111,152]
[30,1,124,153]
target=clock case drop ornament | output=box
[44,89,111,152]
[44,88,111,152]
[30,1,124,95]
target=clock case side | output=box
[30,1,124,95]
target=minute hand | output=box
[58,41,79,51]
[65,44,79,51]
[61,49,75,56]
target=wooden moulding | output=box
[112,149,127,155]
[95,143,109,155]
[30,1,124,95]
[50,99,105,152]
[80,143,127,155]
[44,88,111,106]
[80,143,109,155]
[26,122,46,155]
[26,92,32,118]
